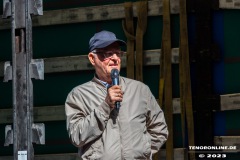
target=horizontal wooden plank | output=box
[0,148,187,160]
[1,100,179,124]
[0,105,65,124]
[1,92,240,124]
[220,93,240,111]
[0,153,81,160]
[0,0,238,30]
[173,93,240,113]
[219,0,240,9]
[214,136,240,152]
[1,137,239,159]
[0,0,179,30]
[158,148,187,160]
[44,55,94,73]
[0,48,179,77]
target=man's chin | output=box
[109,66,120,71]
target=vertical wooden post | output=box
[3,0,45,159]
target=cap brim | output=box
[91,40,126,51]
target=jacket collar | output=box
[92,74,126,91]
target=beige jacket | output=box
[65,76,168,160]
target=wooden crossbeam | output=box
[1,139,239,160]
[172,94,240,113]
[220,93,240,111]
[0,153,82,160]
[219,0,240,9]
[0,48,179,77]
[0,0,179,30]
[0,105,65,124]
[214,136,240,152]
[0,0,239,30]
[1,93,240,124]
[0,148,187,160]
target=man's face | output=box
[88,42,122,83]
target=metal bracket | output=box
[3,59,44,82]
[2,0,11,18]
[4,125,13,146]
[2,0,43,19]
[3,61,12,82]
[4,123,45,146]
[30,59,44,80]
[30,0,43,16]
[32,123,45,144]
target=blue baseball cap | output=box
[89,30,126,52]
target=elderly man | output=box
[65,30,168,160]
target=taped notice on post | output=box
[18,151,27,160]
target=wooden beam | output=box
[0,0,238,30]
[173,93,240,113]
[44,55,94,73]
[159,148,187,160]
[0,153,81,160]
[0,0,179,30]
[165,93,240,114]
[0,105,66,124]
[215,136,240,152]
[0,148,187,160]
[219,0,240,9]
[0,48,179,77]
[1,93,240,124]
[220,93,240,111]
[1,138,239,160]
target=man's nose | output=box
[110,53,118,59]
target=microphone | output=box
[111,69,120,110]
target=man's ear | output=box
[88,52,95,66]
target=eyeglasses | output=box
[92,50,124,60]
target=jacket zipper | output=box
[117,116,123,160]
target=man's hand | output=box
[105,85,123,109]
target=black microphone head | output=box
[111,69,119,79]
[110,69,120,109]
[111,69,119,85]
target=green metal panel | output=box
[224,10,240,93]
[225,110,240,135]
[0,30,11,60]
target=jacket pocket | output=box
[83,139,102,160]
